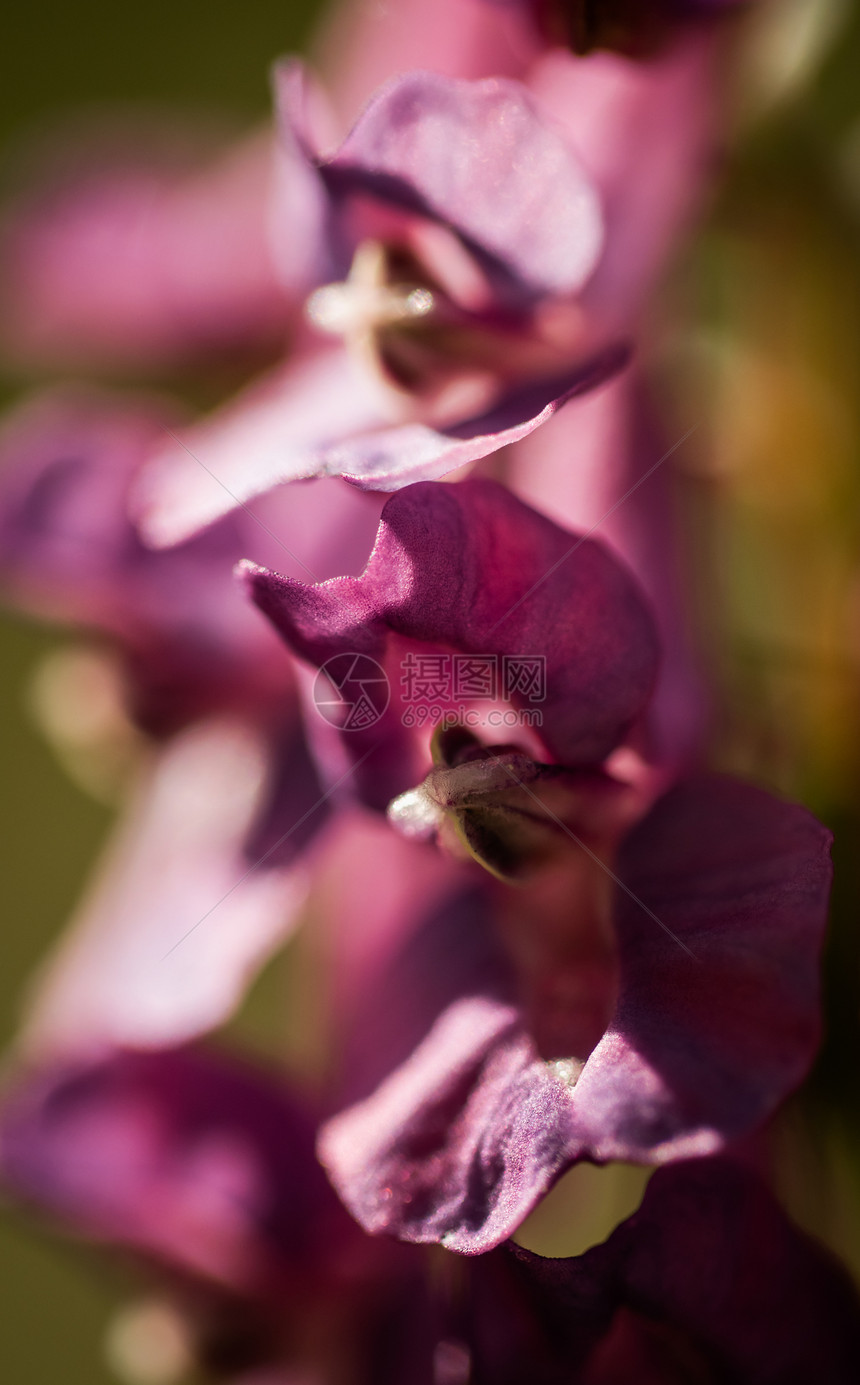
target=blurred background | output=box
[0,4,319,1378]
[2,0,860,1378]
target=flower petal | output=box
[0,132,289,371]
[0,1045,339,1294]
[244,476,659,775]
[500,1158,860,1383]
[133,348,392,547]
[318,776,831,1252]
[318,996,571,1255]
[578,773,832,1163]
[0,387,299,731]
[135,340,626,545]
[318,347,630,491]
[280,67,603,300]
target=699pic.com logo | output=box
[312,652,391,730]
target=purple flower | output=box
[22,719,327,1054]
[242,477,659,809]
[0,385,382,733]
[243,478,831,1253]
[0,387,383,1048]
[0,1046,338,1295]
[317,774,830,1252]
[6,1051,856,1383]
[134,67,635,546]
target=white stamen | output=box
[387,785,445,841]
[305,238,434,339]
[548,1057,585,1089]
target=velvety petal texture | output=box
[319,776,832,1252]
[244,477,660,777]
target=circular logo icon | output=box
[312,652,390,731]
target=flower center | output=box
[305,240,435,342]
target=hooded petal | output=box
[496,1158,860,1384]
[244,477,659,779]
[319,776,831,1252]
[281,67,603,301]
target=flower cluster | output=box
[1,1,858,1382]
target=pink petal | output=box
[134,348,393,548]
[0,132,290,370]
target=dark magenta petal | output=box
[500,1158,860,1384]
[278,66,603,300]
[0,1046,343,1295]
[319,777,831,1252]
[244,477,659,770]
[587,774,832,1161]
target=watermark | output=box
[312,652,545,731]
[313,653,391,730]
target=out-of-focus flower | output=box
[245,478,831,1253]
[0,386,381,1049]
[0,130,293,374]
[0,385,382,733]
[465,1157,860,1382]
[5,1048,858,1383]
[312,0,544,126]
[0,1044,436,1384]
[486,0,748,58]
[512,371,711,769]
[20,719,321,1055]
